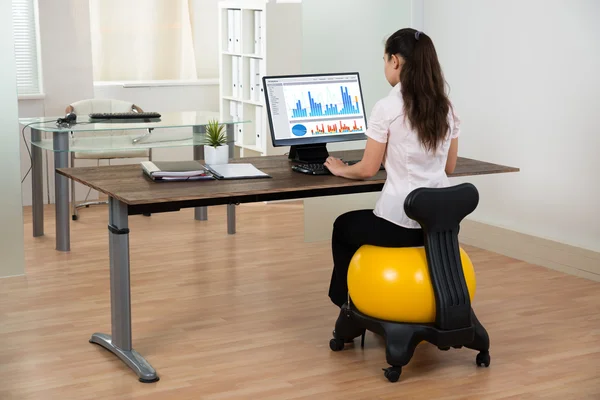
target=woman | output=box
[324,28,461,315]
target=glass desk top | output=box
[20,111,251,152]
[19,111,249,132]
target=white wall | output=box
[93,82,219,113]
[301,0,418,241]
[423,0,600,253]
[18,0,95,207]
[302,0,414,152]
[38,0,95,116]
[190,0,219,79]
[2,1,25,277]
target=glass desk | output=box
[20,111,249,252]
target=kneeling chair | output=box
[329,183,491,383]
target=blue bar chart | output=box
[292,101,308,118]
[289,85,362,119]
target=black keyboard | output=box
[89,112,161,119]
[291,160,384,175]
[292,163,331,175]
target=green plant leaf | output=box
[202,119,228,147]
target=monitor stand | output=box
[288,143,329,164]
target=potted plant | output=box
[202,119,229,165]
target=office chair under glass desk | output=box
[20,111,249,252]
[66,99,156,221]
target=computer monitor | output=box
[263,72,368,163]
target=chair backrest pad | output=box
[69,99,135,115]
[404,183,480,331]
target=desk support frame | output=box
[89,197,159,383]
[31,128,44,238]
[193,123,237,234]
[226,124,236,234]
[227,204,236,234]
[193,125,208,221]
[31,128,71,251]
[53,132,70,251]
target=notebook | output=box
[204,163,271,180]
[141,160,214,181]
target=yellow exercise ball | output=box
[347,245,476,324]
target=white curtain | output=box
[89,0,197,81]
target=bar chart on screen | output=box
[285,82,363,120]
[309,120,364,135]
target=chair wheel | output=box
[72,215,78,221]
[383,367,401,382]
[329,338,345,352]
[476,351,491,367]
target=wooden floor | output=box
[1,202,599,400]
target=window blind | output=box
[12,0,41,95]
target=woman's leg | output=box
[328,210,424,308]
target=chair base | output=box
[330,301,490,382]
[72,200,108,221]
[76,200,108,209]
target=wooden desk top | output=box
[57,150,518,209]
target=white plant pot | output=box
[204,144,229,165]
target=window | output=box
[12,0,43,96]
[89,0,199,82]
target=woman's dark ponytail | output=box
[385,28,451,153]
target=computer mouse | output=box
[64,112,77,122]
[56,112,77,127]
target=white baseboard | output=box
[459,220,600,282]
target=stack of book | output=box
[141,161,214,182]
[141,160,271,182]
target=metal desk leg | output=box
[226,124,236,234]
[53,132,70,251]
[227,204,236,234]
[227,123,235,159]
[193,125,208,221]
[31,128,44,237]
[89,197,158,383]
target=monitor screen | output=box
[263,73,368,147]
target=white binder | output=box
[250,58,256,101]
[250,59,260,102]
[233,10,242,54]
[227,9,234,53]
[255,106,262,147]
[204,163,270,180]
[231,56,239,98]
[238,58,243,98]
[237,103,244,137]
[256,59,264,102]
[254,11,262,55]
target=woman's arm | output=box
[324,138,386,180]
[445,137,458,174]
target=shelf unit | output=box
[218,0,302,157]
